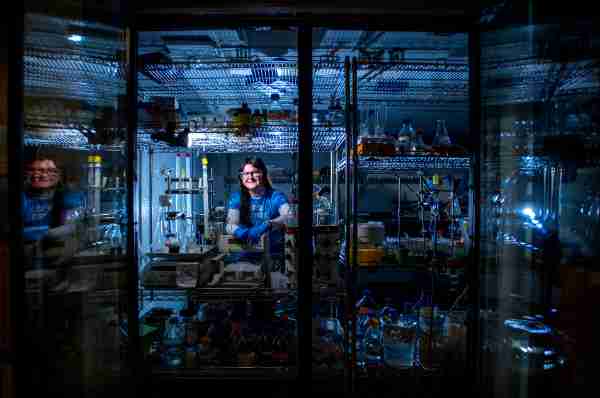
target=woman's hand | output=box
[247,221,271,243]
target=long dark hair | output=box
[239,157,272,226]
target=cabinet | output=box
[11,7,599,398]
[17,12,132,396]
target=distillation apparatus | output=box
[154,153,215,254]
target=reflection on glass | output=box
[480,21,598,398]
[21,12,129,395]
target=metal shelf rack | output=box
[138,125,345,153]
[336,155,471,174]
[23,123,345,153]
[24,52,126,108]
[24,130,125,151]
[355,62,469,105]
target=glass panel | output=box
[480,18,600,397]
[313,28,472,392]
[21,11,129,395]
[137,27,298,378]
[1,22,9,358]
[311,28,347,387]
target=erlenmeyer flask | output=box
[359,107,369,144]
[397,121,410,154]
[367,109,376,137]
[375,103,386,136]
[409,122,424,153]
[433,119,452,147]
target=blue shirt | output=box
[23,190,84,241]
[228,188,288,258]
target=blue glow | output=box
[504,319,552,334]
[68,34,84,42]
[522,207,536,219]
[544,349,556,356]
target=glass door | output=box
[1,16,12,398]
[18,9,132,396]
[478,7,600,398]
[312,28,472,394]
[136,25,299,382]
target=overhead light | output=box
[68,34,84,43]
[188,132,210,145]
[315,68,339,78]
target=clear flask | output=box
[409,122,425,154]
[363,317,383,367]
[397,122,411,154]
[355,289,377,339]
[163,316,185,368]
[433,119,452,147]
[383,313,417,368]
[268,93,284,124]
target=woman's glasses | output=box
[239,171,263,179]
[25,168,59,176]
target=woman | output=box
[226,157,290,262]
[22,148,85,268]
[23,148,84,242]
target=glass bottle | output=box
[379,297,399,325]
[287,198,299,228]
[396,121,411,154]
[323,297,344,365]
[433,119,452,147]
[321,298,344,342]
[363,316,383,368]
[367,109,376,138]
[252,109,262,128]
[163,316,185,368]
[358,109,369,144]
[333,98,343,125]
[356,289,377,339]
[290,97,299,124]
[410,124,425,154]
[268,93,283,124]
[109,224,123,256]
[383,313,417,369]
[87,154,102,214]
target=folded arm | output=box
[225,208,250,240]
